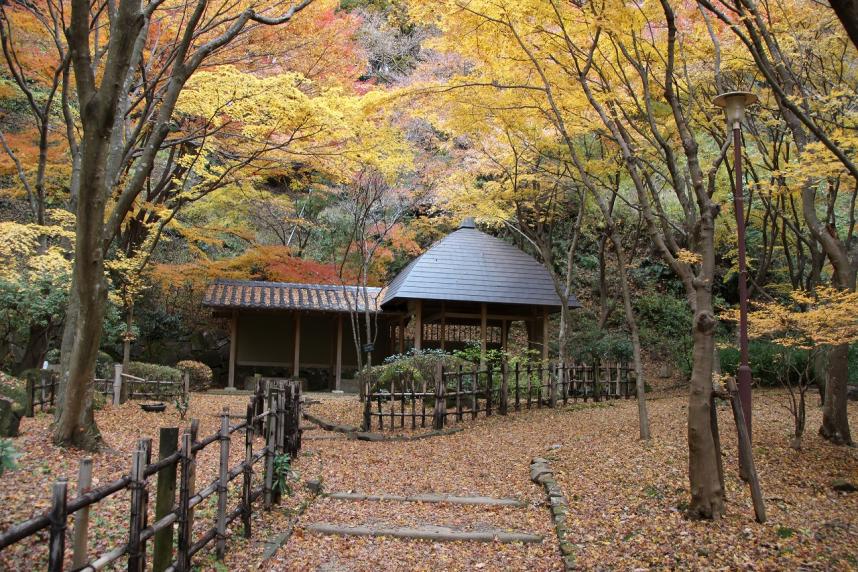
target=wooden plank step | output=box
[327,492,525,507]
[304,523,543,544]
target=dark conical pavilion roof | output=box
[380,218,580,309]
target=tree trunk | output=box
[687,303,725,519]
[609,231,651,440]
[820,343,853,445]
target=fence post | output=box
[549,363,558,408]
[177,421,198,572]
[113,364,123,405]
[48,478,68,572]
[500,362,509,415]
[362,381,372,431]
[127,441,150,572]
[25,376,34,417]
[285,380,301,458]
[153,427,179,572]
[485,367,493,417]
[72,458,93,568]
[456,366,463,422]
[243,403,253,539]
[433,364,445,430]
[216,407,230,560]
[183,371,190,400]
[264,386,276,510]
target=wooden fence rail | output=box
[363,360,635,431]
[0,379,302,571]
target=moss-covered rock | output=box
[0,373,25,437]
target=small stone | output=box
[306,479,324,494]
[832,479,857,493]
[548,444,562,450]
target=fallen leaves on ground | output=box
[1,390,856,571]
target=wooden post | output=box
[216,407,230,559]
[550,362,558,408]
[471,364,478,418]
[48,478,68,572]
[500,362,509,415]
[398,315,405,353]
[293,313,301,379]
[414,300,423,351]
[128,442,150,572]
[183,371,190,399]
[514,362,521,411]
[456,365,463,422]
[727,379,767,523]
[485,366,493,416]
[335,314,343,391]
[153,427,179,572]
[501,320,508,351]
[177,421,198,572]
[228,311,238,390]
[25,376,34,417]
[433,364,445,430]
[72,459,92,568]
[263,387,276,510]
[285,380,302,457]
[243,403,253,538]
[480,303,488,370]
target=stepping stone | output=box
[305,523,543,543]
[327,492,525,507]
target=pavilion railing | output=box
[362,361,635,431]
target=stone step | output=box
[304,523,543,544]
[326,492,526,507]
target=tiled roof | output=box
[381,218,580,309]
[203,280,384,313]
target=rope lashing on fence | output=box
[0,378,303,572]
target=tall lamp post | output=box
[714,91,758,439]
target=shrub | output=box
[0,372,27,408]
[565,313,633,364]
[176,360,213,391]
[360,349,470,391]
[0,439,19,476]
[635,294,693,377]
[43,349,116,379]
[125,361,182,383]
[719,340,812,388]
[91,390,107,411]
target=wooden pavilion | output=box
[203,218,580,391]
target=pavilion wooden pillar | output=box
[414,300,423,351]
[501,320,508,351]
[480,303,488,369]
[398,316,405,353]
[335,314,343,391]
[292,313,301,379]
[227,311,238,390]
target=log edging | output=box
[531,457,575,570]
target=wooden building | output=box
[203,218,579,391]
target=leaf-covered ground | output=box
[0,390,856,570]
[0,393,322,570]
[280,390,858,571]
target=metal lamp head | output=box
[713,91,758,129]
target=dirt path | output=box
[262,392,858,571]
